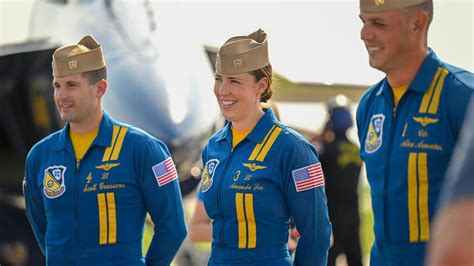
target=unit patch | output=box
[201,159,219,193]
[43,166,66,198]
[365,114,385,153]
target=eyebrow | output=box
[52,80,81,87]
[228,76,243,81]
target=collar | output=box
[379,48,441,95]
[54,110,116,151]
[215,108,279,144]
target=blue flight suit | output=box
[24,111,187,266]
[356,49,473,265]
[200,109,331,266]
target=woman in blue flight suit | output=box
[199,28,331,266]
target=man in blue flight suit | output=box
[357,0,473,265]
[23,35,187,265]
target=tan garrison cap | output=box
[216,28,269,75]
[52,35,106,77]
[360,0,426,13]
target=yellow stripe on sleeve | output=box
[235,193,247,249]
[408,153,419,242]
[102,125,120,162]
[418,153,430,241]
[245,193,256,248]
[97,193,108,245]
[110,127,128,161]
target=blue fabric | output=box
[24,111,187,265]
[441,97,474,205]
[329,107,353,133]
[356,49,473,263]
[200,109,331,266]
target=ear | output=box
[96,79,107,98]
[412,10,429,33]
[257,77,269,94]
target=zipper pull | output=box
[76,159,81,170]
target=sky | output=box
[1,0,473,86]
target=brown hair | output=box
[249,64,273,102]
[402,0,433,30]
[82,67,107,85]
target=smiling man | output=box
[23,35,186,265]
[355,0,473,265]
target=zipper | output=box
[382,89,404,241]
[216,147,233,248]
[73,157,80,244]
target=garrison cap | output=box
[360,0,426,13]
[52,35,106,77]
[216,28,270,75]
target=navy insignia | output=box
[413,116,438,127]
[95,163,120,171]
[233,58,243,68]
[68,60,77,70]
[375,0,384,6]
[243,163,267,171]
[365,114,385,153]
[43,166,66,198]
[201,159,219,193]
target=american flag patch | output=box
[152,157,178,187]
[292,163,324,192]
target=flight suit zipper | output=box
[382,90,406,241]
[74,158,80,244]
[216,147,233,248]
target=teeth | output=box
[222,100,236,106]
[367,47,381,52]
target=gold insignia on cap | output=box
[68,60,78,70]
[375,0,384,6]
[233,58,243,69]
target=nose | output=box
[360,23,373,42]
[55,87,68,100]
[215,80,229,96]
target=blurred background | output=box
[1,0,472,265]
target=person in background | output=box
[197,28,331,265]
[356,0,473,265]
[426,98,474,266]
[23,35,187,265]
[314,95,363,266]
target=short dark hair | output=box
[402,0,433,30]
[82,66,107,85]
[249,64,273,103]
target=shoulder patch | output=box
[43,166,67,199]
[201,159,219,192]
[292,163,325,192]
[365,114,385,153]
[152,157,178,187]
